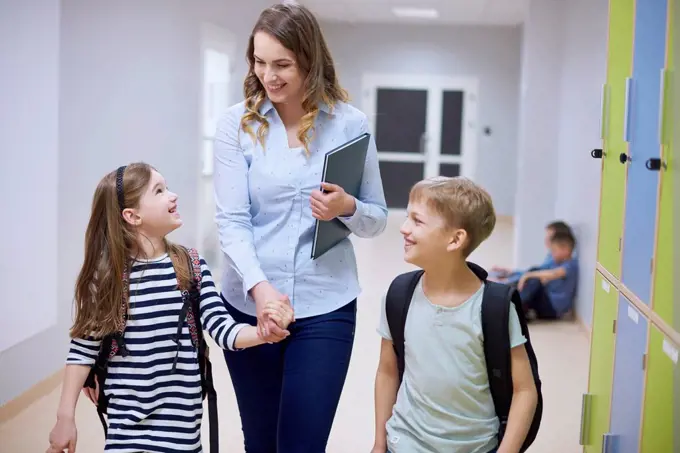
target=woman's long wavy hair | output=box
[240,3,349,155]
[70,163,192,339]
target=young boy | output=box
[372,177,538,453]
[489,220,574,284]
[517,230,579,319]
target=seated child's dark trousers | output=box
[519,278,558,319]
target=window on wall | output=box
[201,24,235,176]
[202,49,231,176]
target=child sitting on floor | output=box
[517,230,579,320]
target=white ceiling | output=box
[299,0,529,26]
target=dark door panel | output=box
[440,90,463,156]
[379,161,425,209]
[375,88,427,153]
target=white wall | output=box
[0,0,271,406]
[513,1,564,268]
[553,0,608,326]
[320,22,522,217]
[515,0,609,327]
[0,0,60,370]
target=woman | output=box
[212,3,387,452]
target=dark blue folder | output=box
[311,133,370,260]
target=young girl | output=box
[46,162,293,453]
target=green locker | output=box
[581,272,619,453]
[652,0,675,328]
[596,0,635,279]
[639,327,678,453]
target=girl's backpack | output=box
[385,261,543,452]
[83,247,219,453]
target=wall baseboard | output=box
[0,369,63,425]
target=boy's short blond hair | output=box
[409,176,496,257]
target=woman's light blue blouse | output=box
[213,99,388,319]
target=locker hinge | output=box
[650,258,654,274]
[612,319,617,334]
[618,237,622,251]
[642,353,647,370]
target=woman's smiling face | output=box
[252,31,304,104]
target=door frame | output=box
[198,22,236,267]
[361,73,479,183]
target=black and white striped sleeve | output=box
[66,337,102,366]
[197,256,249,351]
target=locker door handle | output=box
[619,153,629,164]
[591,149,603,159]
[602,433,617,453]
[623,77,633,143]
[579,393,592,445]
[645,158,665,171]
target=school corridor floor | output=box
[0,214,590,452]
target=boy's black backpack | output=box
[385,261,543,452]
[83,247,219,453]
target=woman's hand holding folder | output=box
[310,182,356,221]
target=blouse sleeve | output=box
[337,114,388,238]
[213,107,268,299]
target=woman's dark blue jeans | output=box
[221,296,357,453]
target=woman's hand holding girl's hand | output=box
[263,300,295,331]
[46,416,77,453]
[251,281,291,342]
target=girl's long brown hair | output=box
[70,163,192,339]
[240,3,349,155]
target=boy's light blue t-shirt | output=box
[377,280,527,453]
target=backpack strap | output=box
[85,259,132,436]
[185,247,219,453]
[109,260,131,359]
[480,280,515,434]
[471,262,543,451]
[186,248,203,347]
[385,269,424,383]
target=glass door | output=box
[362,74,478,209]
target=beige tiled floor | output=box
[0,214,590,452]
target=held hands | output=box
[251,282,294,343]
[46,417,77,453]
[310,182,356,221]
[262,300,295,331]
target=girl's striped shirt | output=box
[66,253,247,453]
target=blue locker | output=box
[621,0,668,304]
[606,296,649,453]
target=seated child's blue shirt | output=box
[504,252,554,284]
[544,258,579,316]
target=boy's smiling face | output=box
[400,199,468,267]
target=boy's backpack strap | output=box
[385,269,424,383]
[481,280,543,452]
[184,247,219,453]
[480,281,515,424]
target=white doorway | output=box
[361,74,479,209]
[198,23,235,267]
